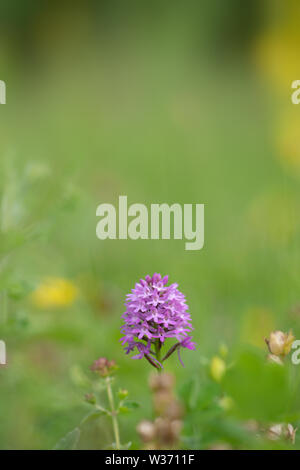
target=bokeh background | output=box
[1,0,300,450]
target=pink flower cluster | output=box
[120,274,195,368]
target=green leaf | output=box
[53,428,81,450]
[0,230,27,255]
[69,365,91,389]
[121,442,132,450]
[118,400,139,414]
[81,409,108,426]
[223,347,290,422]
[180,377,218,411]
[7,279,34,300]
[122,400,139,409]
[118,406,129,414]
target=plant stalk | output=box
[155,339,162,373]
[105,377,121,450]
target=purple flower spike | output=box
[120,273,195,369]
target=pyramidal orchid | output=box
[120,273,195,370]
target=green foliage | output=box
[0,1,300,451]
[53,428,81,450]
[223,348,290,422]
[118,400,140,414]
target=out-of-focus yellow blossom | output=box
[277,111,300,176]
[210,356,226,383]
[218,396,234,411]
[31,277,78,308]
[265,330,295,357]
[219,343,228,359]
[254,2,300,185]
[254,0,300,96]
[255,31,300,95]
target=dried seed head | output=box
[286,424,298,444]
[154,417,182,445]
[208,443,232,450]
[265,330,295,357]
[267,423,284,440]
[164,400,184,421]
[137,420,156,443]
[90,357,117,377]
[153,390,173,415]
[267,423,297,444]
[149,372,175,391]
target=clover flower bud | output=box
[84,393,96,405]
[265,330,295,357]
[117,389,129,400]
[107,359,117,369]
[90,357,117,377]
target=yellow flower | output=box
[218,396,234,411]
[31,277,78,308]
[277,111,300,176]
[219,343,228,359]
[210,356,226,383]
[255,31,300,95]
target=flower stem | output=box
[105,377,121,450]
[155,339,162,373]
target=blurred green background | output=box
[0,0,300,450]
